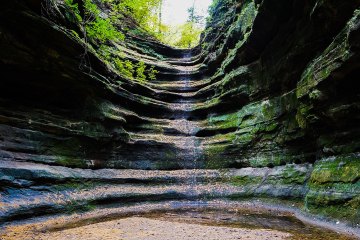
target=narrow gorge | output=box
[1,0,360,239]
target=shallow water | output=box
[1,202,358,240]
[145,208,357,240]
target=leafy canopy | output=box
[104,0,207,48]
[64,0,158,82]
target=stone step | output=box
[148,79,210,92]
[131,132,200,142]
[0,161,312,222]
[0,183,240,222]
[0,160,221,185]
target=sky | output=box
[162,0,213,27]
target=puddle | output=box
[145,208,357,240]
[1,203,358,240]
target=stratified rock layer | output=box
[0,0,359,228]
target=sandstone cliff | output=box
[0,0,359,228]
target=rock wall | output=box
[199,0,360,223]
[0,0,359,226]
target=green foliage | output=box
[114,59,157,82]
[148,66,159,81]
[64,0,124,43]
[174,22,202,48]
[188,6,204,25]
[63,0,160,84]
[103,0,163,37]
[114,0,162,28]
[103,0,205,48]
[85,18,124,43]
[70,29,80,39]
[64,0,82,21]
[84,0,100,16]
[84,0,124,43]
[159,2,205,48]
[98,45,113,60]
[114,59,134,79]
[135,61,147,82]
[208,0,234,16]
[64,0,210,49]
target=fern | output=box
[148,66,159,81]
[85,18,124,43]
[114,59,158,82]
[114,59,134,79]
[135,61,147,82]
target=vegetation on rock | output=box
[64,0,159,82]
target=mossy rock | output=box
[310,153,360,184]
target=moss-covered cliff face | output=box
[0,0,360,229]
[198,0,360,224]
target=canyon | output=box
[1,0,360,238]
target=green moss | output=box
[208,113,239,129]
[280,165,308,184]
[54,180,98,191]
[247,155,281,168]
[296,104,312,129]
[56,156,89,168]
[296,11,360,99]
[234,132,254,144]
[50,137,91,168]
[265,122,278,132]
[214,0,258,73]
[239,115,256,128]
[230,175,263,186]
[305,200,360,225]
[138,124,164,133]
[210,133,237,143]
[310,154,360,184]
[203,144,226,157]
[164,149,177,160]
[204,145,232,168]
[261,100,277,119]
[305,154,360,224]
[64,200,96,214]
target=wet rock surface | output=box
[0,201,357,240]
[0,160,311,222]
[0,0,360,235]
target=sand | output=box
[23,217,291,240]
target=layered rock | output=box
[198,0,360,224]
[0,0,359,228]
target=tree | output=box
[104,0,206,48]
[158,0,163,34]
[174,22,202,48]
[115,0,162,31]
[174,0,204,48]
[188,1,204,25]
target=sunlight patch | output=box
[157,0,213,48]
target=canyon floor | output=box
[1,201,359,240]
[12,217,291,240]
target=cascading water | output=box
[170,53,207,204]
